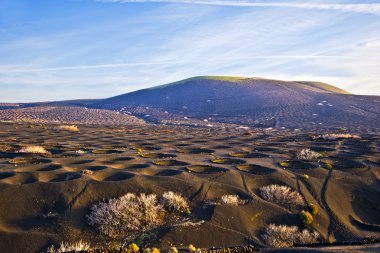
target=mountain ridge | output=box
[140,76,351,94]
[92,76,379,129]
[1,76,378,129]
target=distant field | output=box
[0,106,145,125]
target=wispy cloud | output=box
[1,0,379,102]
[96,0,380,16]
[0,55,349,73]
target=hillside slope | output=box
[94,76,380,129]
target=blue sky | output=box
[1,0,380,102]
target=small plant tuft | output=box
[128,243,140,252]
[262,224,319,248]
[56,125,80,132]
[169,246,179,253]
[299,210,314,225]
[47,240,91,253]
[297,149,322,160]
[161,191,190,214]
[18,145,50,155]
[259,184,305,207]
[87,193,165,238]
[220,194,246,206]
[308,203,319,216]
[323,162,333,169]
[188,244,197,252]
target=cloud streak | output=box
[1,1,379,102]
[0,55,350,73]
[96,0,380,16]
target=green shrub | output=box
[299,210,313,225]
[309,204,319,216]
[323,162,333,170]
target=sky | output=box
[1,0,380,102]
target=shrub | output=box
[299,210,314,225]
[128,243,140,252]
[142,248,161,253]
[188,244,197,252]
[220,194,246,206]
[279,161,290,167]
[80,169,94,175]
[259,185,305,207]
[308,204,319,216]
[297,149,322,160]
[262,224,319,248]
[169,247,179,253]
[56,125,80,132]
[18,145,50,155]
[0,144,14,152]
[323,162,333,170]
[162,191,190,213]
[87,193,165,238]
[47,240,91,253]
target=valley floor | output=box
[0,123,379,252]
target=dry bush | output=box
[262,224,319,248]
[56,125,80,132]
[220,194,246,206]
[162,191,190,213]
[80,169,94,175]
[315,133,359,141]
[0,144,14,152]
[18,145,50,155]
[47,240,91,252]
[296,149,322,160]
[87,193,165,238]
[259,185,305,207]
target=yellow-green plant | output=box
[309,204,319,216]
[128,243,140,252]
[299,210,313,225]
[151,248,160,253]
[279,161,290,167]
[324,162,333,170]
[188,244,197,252]
[169,247,179,253]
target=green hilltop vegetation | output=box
[148,76,248,90]
[146,76,350,94]
[296,81,351,94]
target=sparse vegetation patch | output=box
[259,184,305,207]
[262,224,319,248]
[18,145,50,155]
[312,133,360,141]
[47,240,91,253]
[299,210,314,225]
[56,125,80,132]
[297,148,322,160]
[162,191,190,214]
[87,192,192,239]
[87,193,165,238]
[220,194,247,206]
